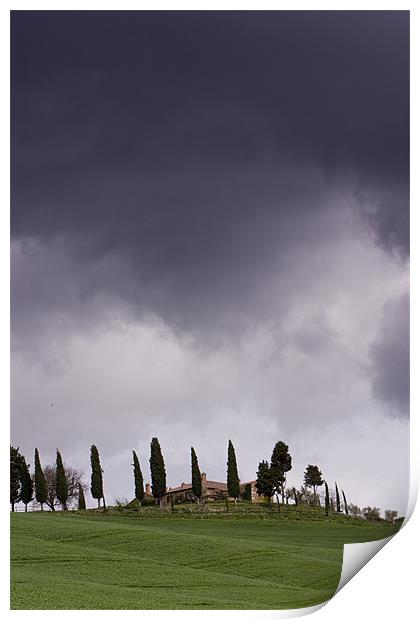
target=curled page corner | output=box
[252,601,326,619]
[284,602,327,618]
[334,478,416,599]
[272,602,326,619]
[335,534,394,595]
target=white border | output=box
[2,3,417,620]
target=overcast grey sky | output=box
[11,11,409,513]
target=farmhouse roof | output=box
[165,480,228,494]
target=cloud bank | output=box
[11,11,409,514]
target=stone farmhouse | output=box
[127,472,259,506]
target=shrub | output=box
[241,484,252,501]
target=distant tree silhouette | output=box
[34,448,48,510]
[132,450,145,509]
[10,446,25,511]
[191,447,202,506]
[149,437,166,506]
[78,482,86,510]
[90,445,105,510]
[56,450,69,510]
[304,465,323,506]
[342,489,349,515]
[335,482,341,513]
[227,440,240,503]
[20,455,34,512]
[324,481,330,516]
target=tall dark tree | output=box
[20,456,34,512]
[149,437,166,505]
[132,450,145,508]
[191,447,202,506]
[90,445,105,509]
[303,465,323,506]
[78,482,86,510]
[56,450,69,510]
[324,481,330,517]
[292,486,299,506]
[270,441,292,504]
[335,482,341,513]
[34,448,48,510]
[342,489,348,515]
[227,440,240,503]
[10,446,24,511]
[256,460,274,503]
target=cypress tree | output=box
[335,482,341,513]
[20,456,34,512]
[191,447,202,506]
[132,450,145,509]
[78,483,86,510]
[10,446,24,511]
[149,437,166,505]
[56,450,68,510]
[34,448,48,510]
[324,481,330,516]
[342,490,349,515]
[227,440,240,503]
[90,445,105,509]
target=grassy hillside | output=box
[11,508,400,610]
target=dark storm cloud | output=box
[10,8,410,389]
[10,11,410,340]
[10,167,366,343]
[11,11,409,246]
[356,183,409,258]
[10,11,410,515]
[369,293,409,417]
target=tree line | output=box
[255,442,346,515]
[10,440,397,522]
[10,445,103,512]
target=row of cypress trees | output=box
[11,445,105,512]
[131,438,241,507]
[324,481,349,516]
[302,465,349,515]
[13,438,349,514]
[54,445,105,510]
[255,446,350,516]
[12,438,241,511]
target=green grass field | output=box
[11,507,400,610]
